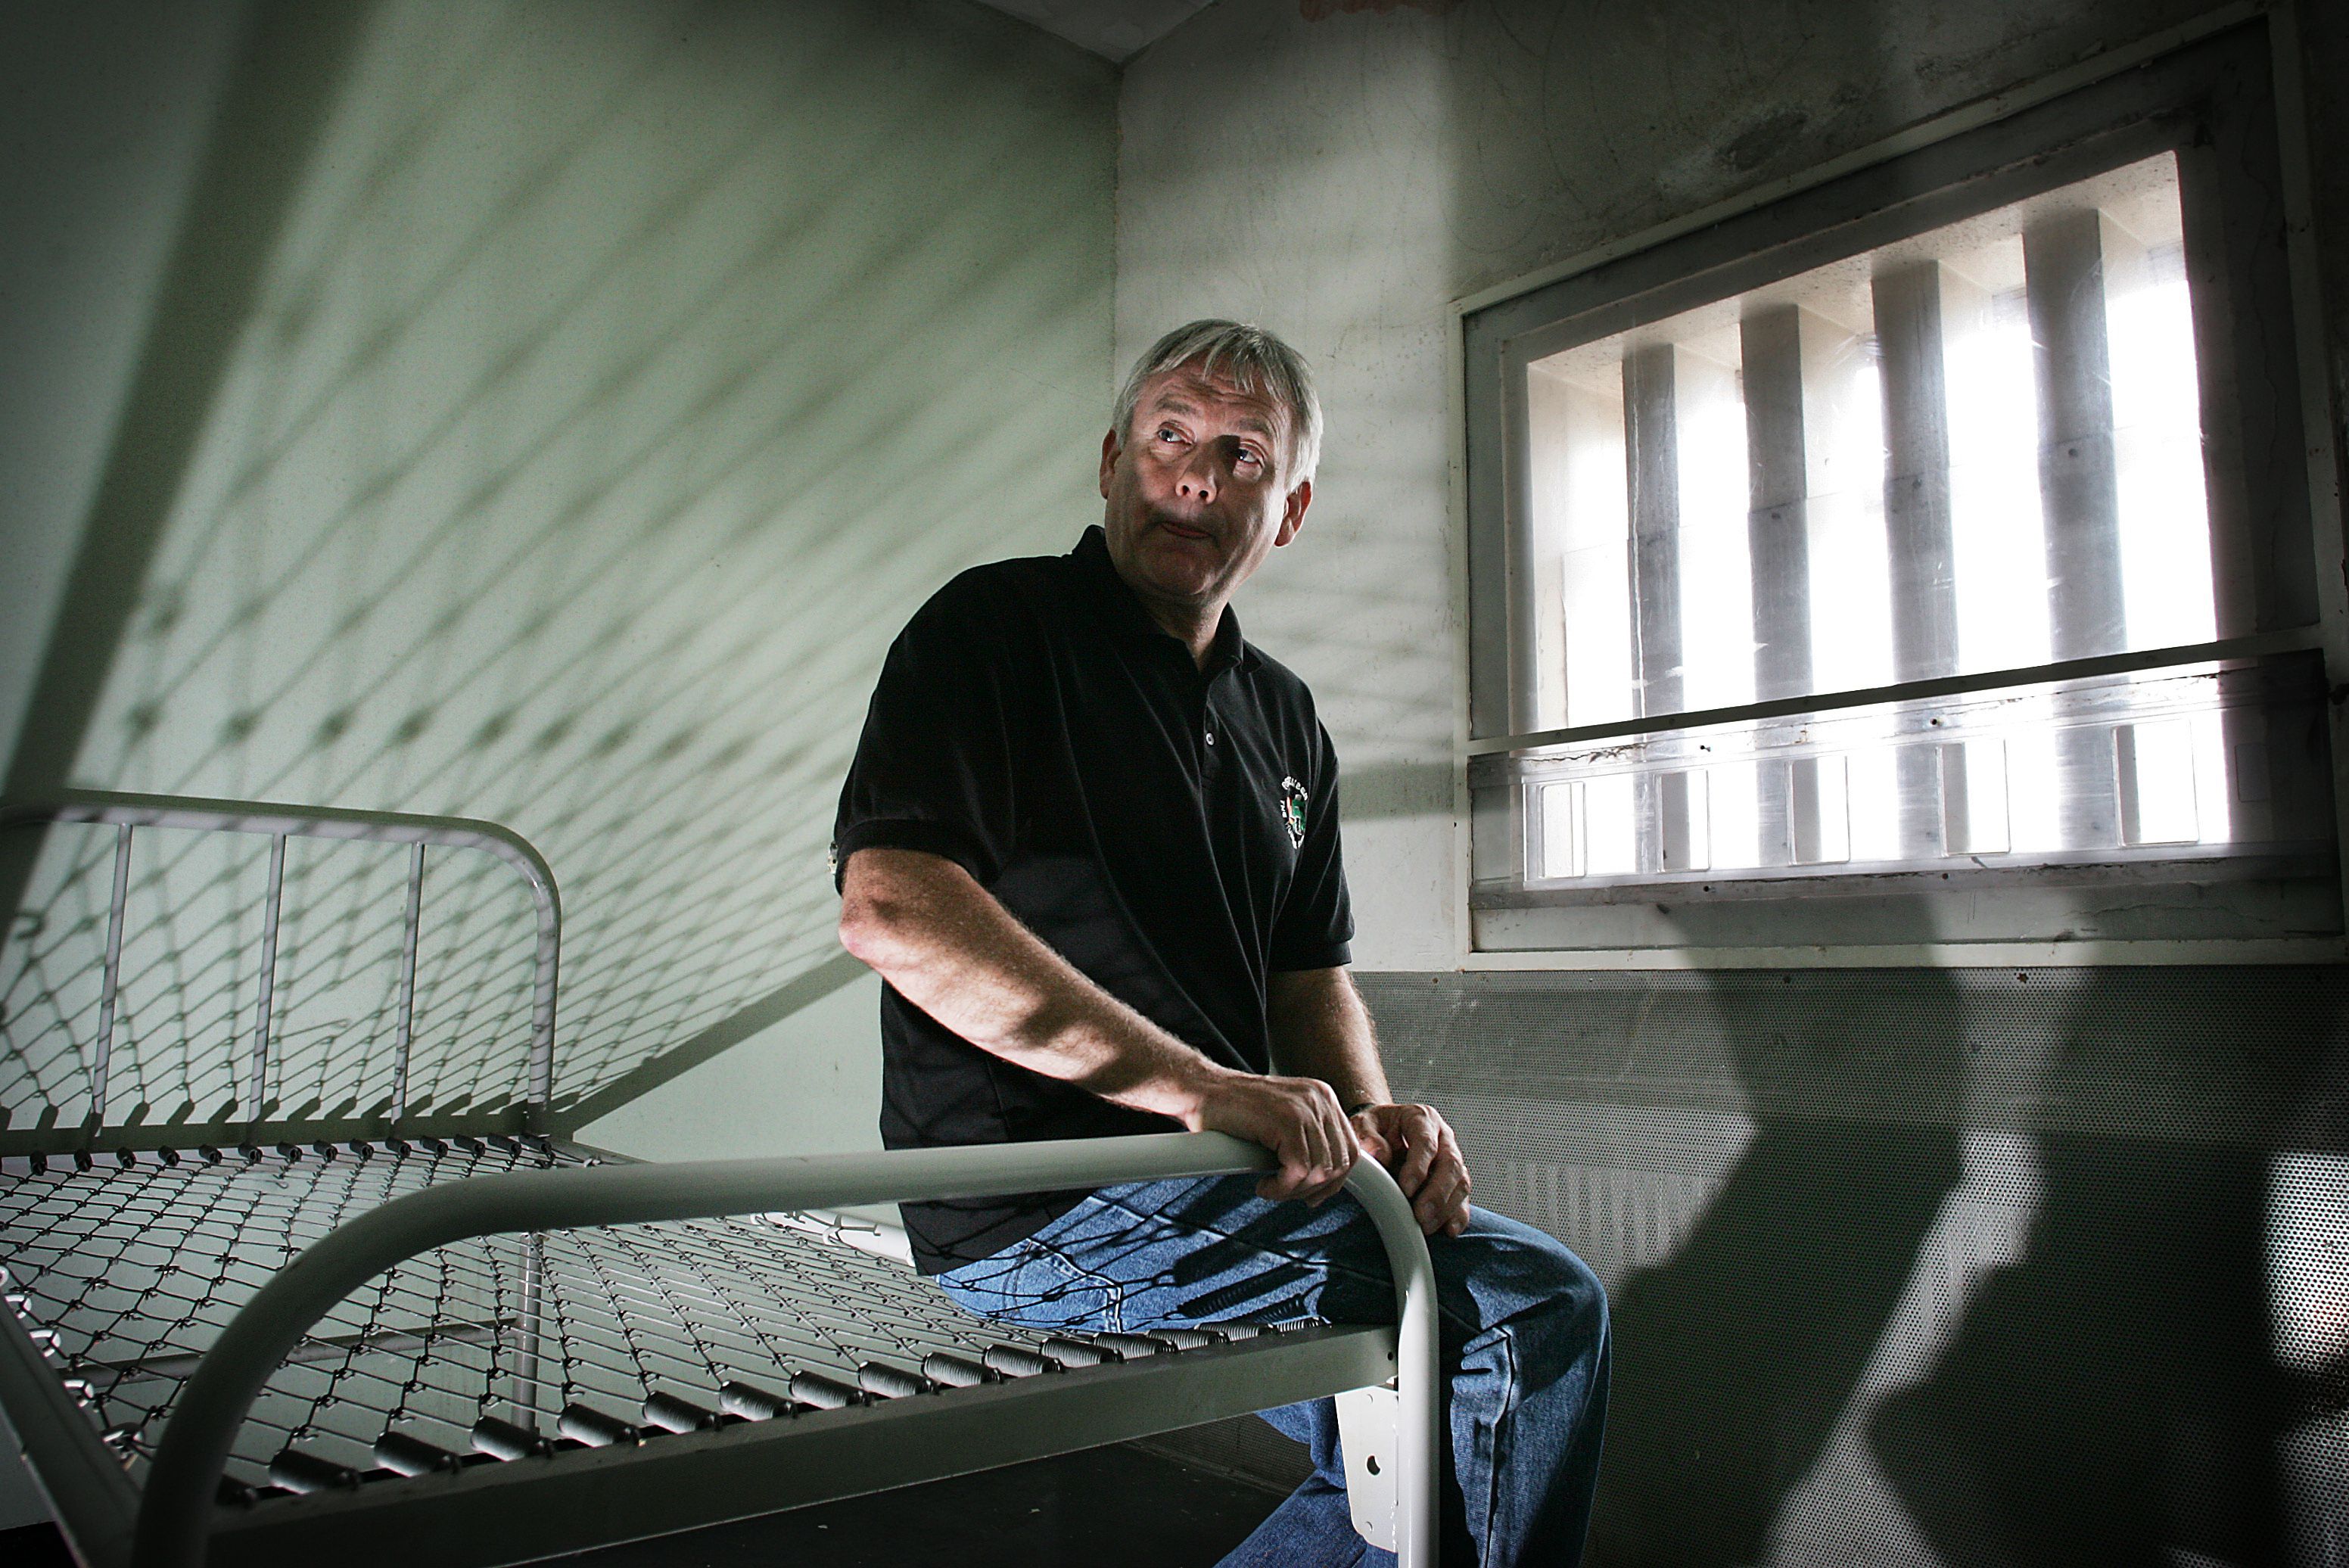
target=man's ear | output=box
[1274,478,1313,547]
[1099,428,1122,499]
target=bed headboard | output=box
[0,790,558,1158]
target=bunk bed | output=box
[0,791,1437,1567]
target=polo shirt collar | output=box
[1071,526,1255,675]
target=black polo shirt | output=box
[831,525,1353,1273]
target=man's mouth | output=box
[1152,516,1215,545]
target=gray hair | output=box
[1112,319,1323,487]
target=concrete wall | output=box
[1115,0,2347,969]
[1117,2,2349,1559]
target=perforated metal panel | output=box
[1358,966,2349,1568]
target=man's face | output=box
[1098,363,1312,618]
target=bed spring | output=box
[2,1131,1437,1567]
[0,793,1439,1566]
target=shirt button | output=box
[1204,730,1215,746]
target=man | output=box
[832,321,1607,1566]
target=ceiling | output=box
[973,0,1215,63]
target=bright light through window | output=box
[1511,153,2254,882]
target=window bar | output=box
[1741,305,1820,866]
[89,823,134,1125]
[1624,343,1691,873]
[1509,373,1565,736]
[2026,208,2127,849]
[248,833,287,1116]
[390,842,425,1122]
[1872,262,1962,858]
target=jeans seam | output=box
[1029,1233,1128,1333]
[1476,1324,1521,1557]
[945,1230,1129,1333]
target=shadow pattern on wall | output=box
[2,0,1112,1131]
[1364,963,2347,1567]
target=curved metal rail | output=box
[0,789,561,1128]
[128,1131,1440,1568]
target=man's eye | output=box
[1237,448,1264,468]
[1155,425,1184,443]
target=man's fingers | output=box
[1240,1078,1367,1208]
[1442,1131,1473,1233]
[1302,1121,1350,1206]
[1411,1127,1472,1235]
[1304,1101,1351,1198]
[1300,1150,1353,1207]
[1395,1109,1439,1196]
[1288,1115,1325,1199]
[1308,1083,1358,1202]
[1414,1163,1469,1233]
[1284,1129,1322,1200]
[1250,1113,1315,1201]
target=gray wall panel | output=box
[1355,966,2347,1568]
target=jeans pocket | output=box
[938,1234,1126,1333]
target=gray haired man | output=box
[833,320,1608,1565]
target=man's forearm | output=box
[1267,966,1391,1109]
[836,847,1223,1125]
[840,846,1366,1205]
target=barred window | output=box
[1462,26,2335,957]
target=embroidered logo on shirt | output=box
[1277,776,1309,850]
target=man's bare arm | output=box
[837,847,1360,1202]
[1265,966,1390,1108]
[1269,967,1472,1237]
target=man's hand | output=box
[1191,1068,1360,1206]
[1352,1103,1472,1237]
[839,858,1393,1216]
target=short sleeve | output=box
[1268,720,1354,971]
[832,577,1023,889]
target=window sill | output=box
[1472,844,2335,909]
[1459,937,2348,970]
[1467,855,2343,962]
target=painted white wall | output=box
[577,972,885,1162]
[0,0,249,793]
[0,2,1112,1522]
[1,0,1115,1139]
[1113,0,2242,970]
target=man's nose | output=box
[1175,449,1218,502]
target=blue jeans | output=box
[934,1176,1609,1567]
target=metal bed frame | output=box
[0,792,1438,1568]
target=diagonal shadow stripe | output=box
[556,948,870,1130]
[0,0,375,934]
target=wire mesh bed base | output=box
[0,1131,1409,1568]
[0,794,1438,1567]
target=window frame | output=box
[1448,10,2348,968]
